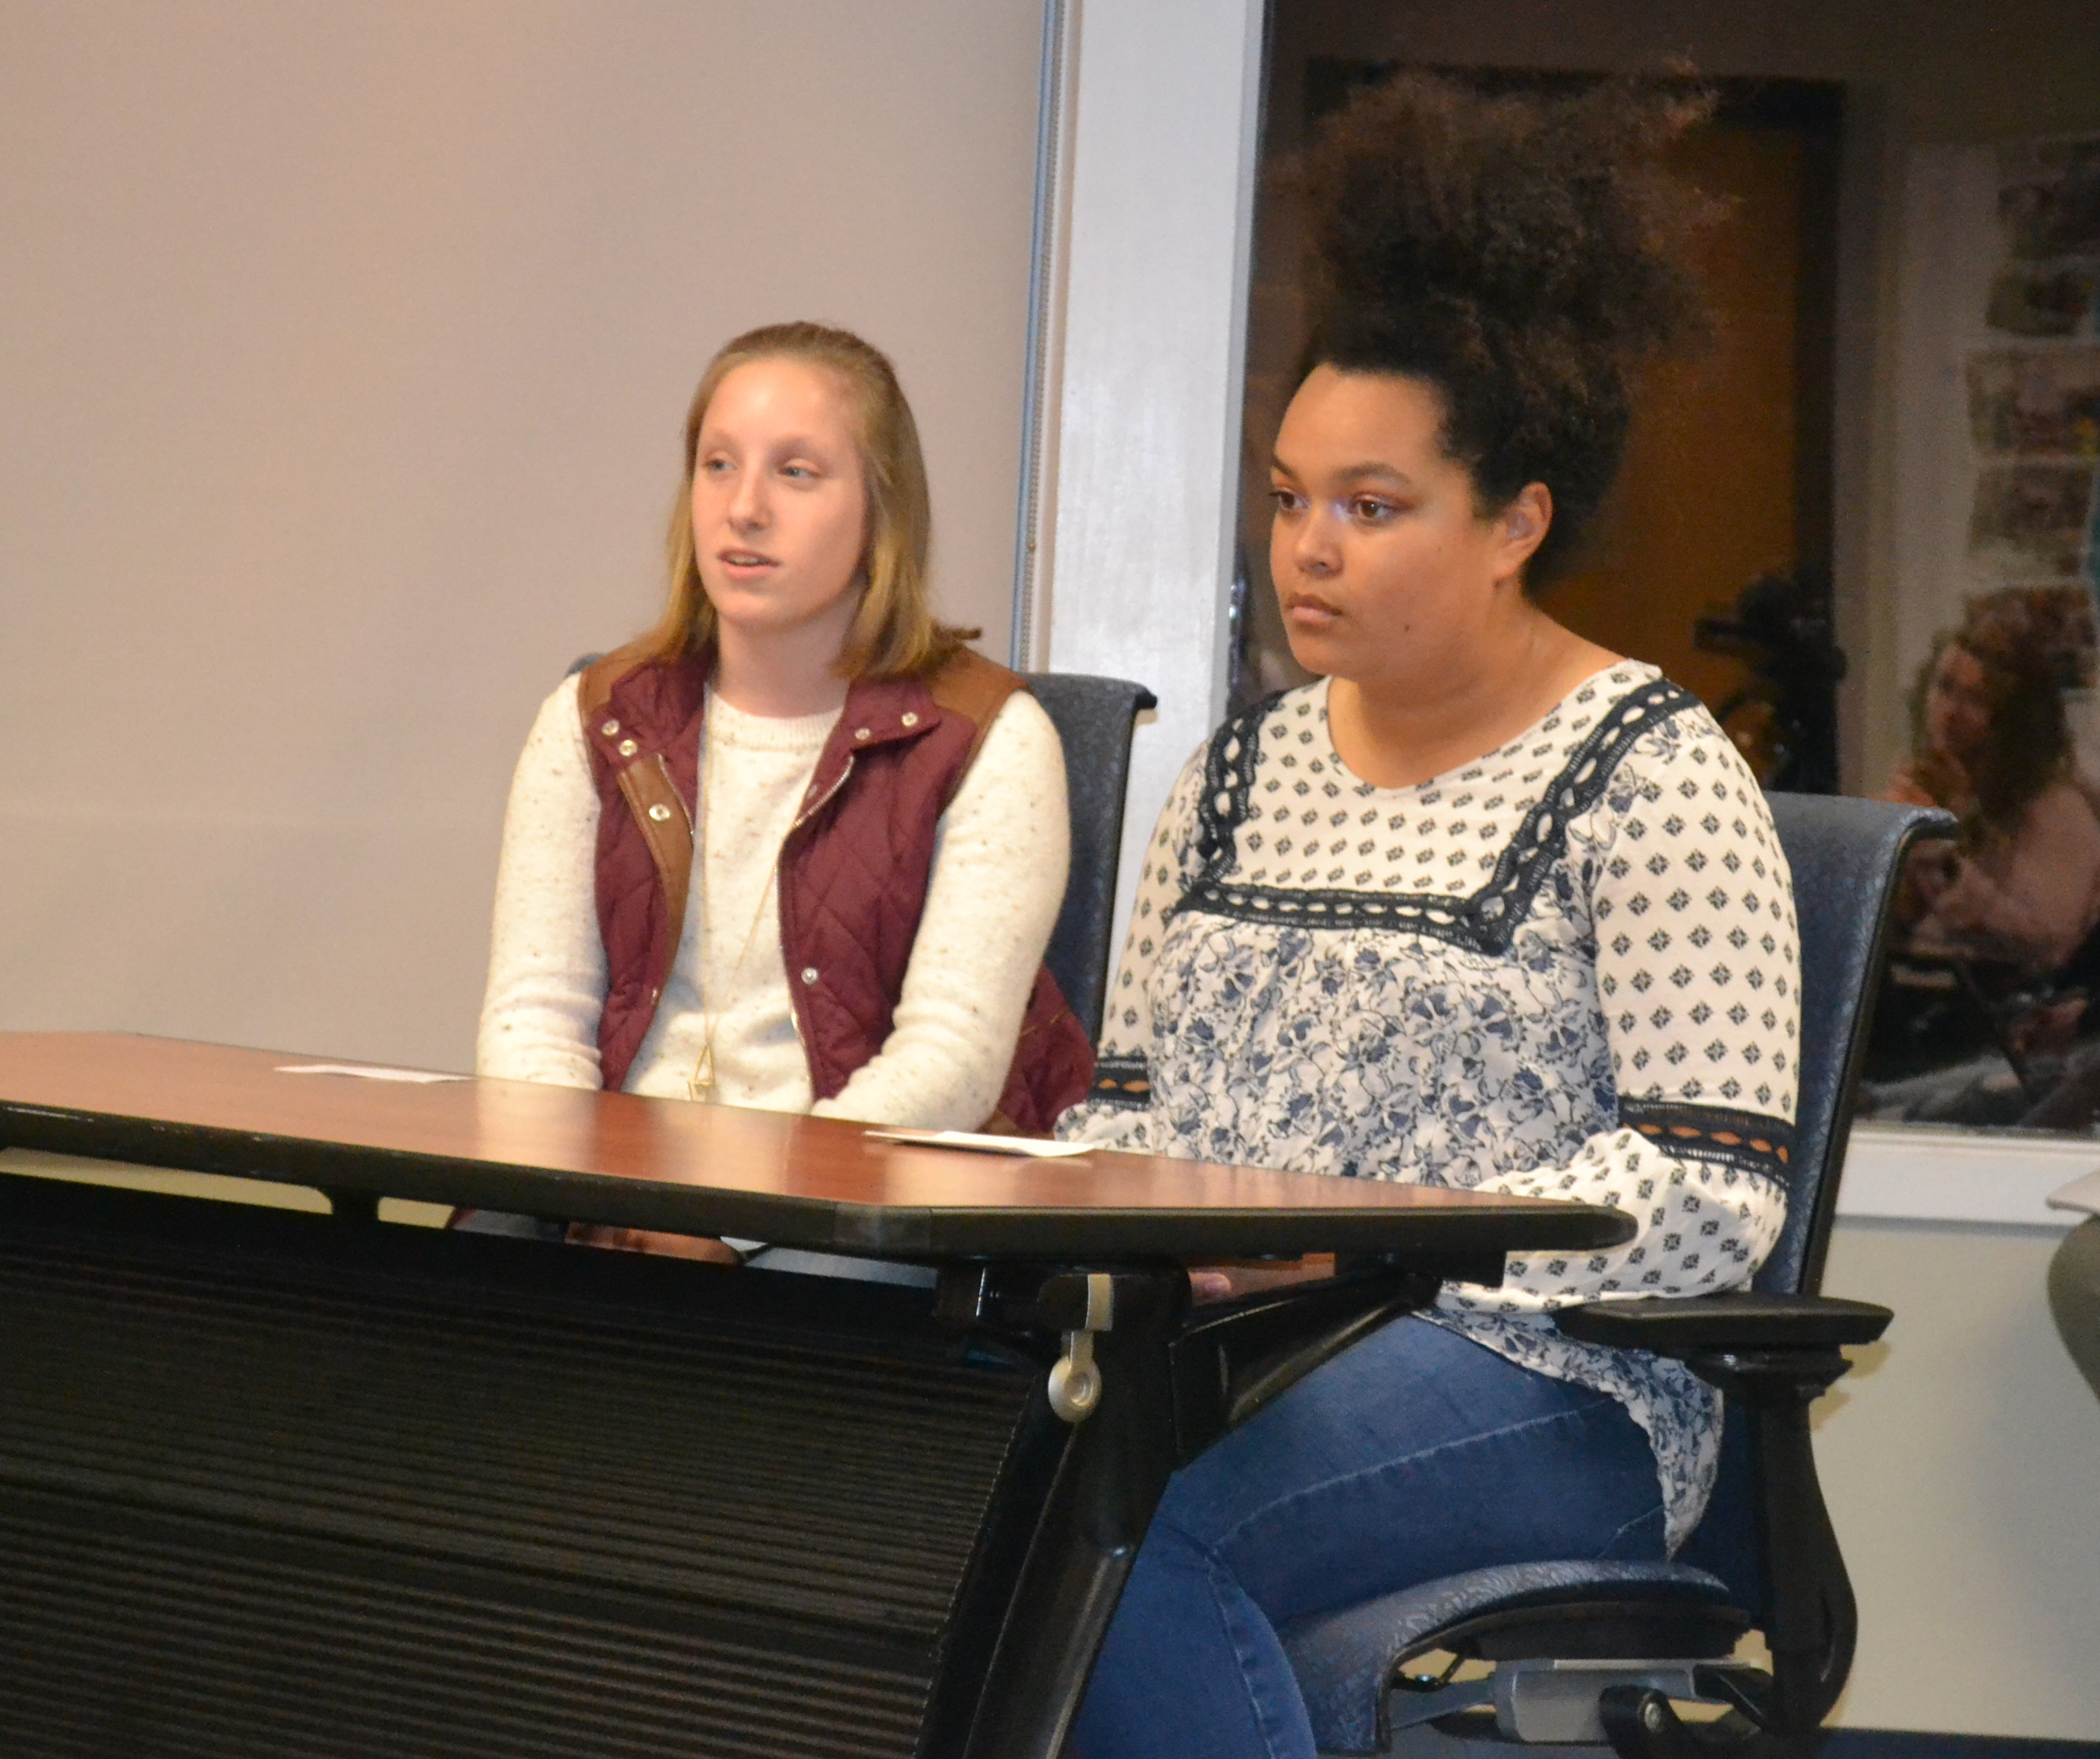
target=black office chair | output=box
[1026,673,1157,1044]
[1280,795,1952,1759]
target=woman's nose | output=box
[1291,509,1342,578]
[728,474,768,530]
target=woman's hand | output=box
[2008,994,2090,1060]
[1893,837,1961,928]
[566,1224,743,1264]
[1908,842,1960,909]
[1187,1255,1335,1303]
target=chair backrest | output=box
[1026,673,1158,1045]
[1757,794,1951,1294]
[1677,793,1948,1604]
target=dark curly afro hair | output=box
[1301,73,1717,586]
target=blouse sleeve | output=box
[814,690,1070,1129]
[1052,741,1212,1150]
[1447,720,1800,1315]
[475,673,608,1090]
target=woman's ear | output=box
[1496,483,1553,579]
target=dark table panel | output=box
[0,1177,1031,1759]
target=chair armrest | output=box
[1553,1292,1891,1356]
[1558,1289,1892,1741]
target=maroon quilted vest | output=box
[579,641,1093,1133]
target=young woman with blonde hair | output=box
[476,324,1089,1222]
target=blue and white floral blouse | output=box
[1055,663,1799,1549]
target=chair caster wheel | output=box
[1598,1683,1809,1759]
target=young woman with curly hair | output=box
[1053,77,1799,1757]
[471,325,1090,1258]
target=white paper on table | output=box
[2047,1167,2100,1218]
[862,1128,1092,1159]
[275,1063,467,1085]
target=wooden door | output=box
[1543,114,1829,718]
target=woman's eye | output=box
[1268,487,1303,512]
[1352,497,1395,522]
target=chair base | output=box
[1284,1560,1752,1757]
[1350,1661,1790,1754]
[1342,1692,1815,1759]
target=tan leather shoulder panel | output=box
[927,649,1030,786]
[575,639,653,727]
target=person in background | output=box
[1888,594,2100,981]
[1860,593,2100,1127]
[1054,75,1798,1759]
[473,322,1090,1254]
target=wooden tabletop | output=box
[0,1033,1635,1263]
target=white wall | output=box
[0,0,1045,1071]
[1817,1216,2100,1739]
[1029,0,1266,968]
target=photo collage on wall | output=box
[1968,136,2100,621]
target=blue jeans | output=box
[1070,1317,1666,1759]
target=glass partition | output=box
[1234,0,2100,1141]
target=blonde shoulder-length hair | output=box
[633,321,974,678]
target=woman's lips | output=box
[1283,594,1342,630]
[716,548,778,576]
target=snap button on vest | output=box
[647,803,672,822]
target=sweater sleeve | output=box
[1051,739,1212,1151]
[1911,782,2100,973]
[814,690,1070,1129]
[1445,720,1800,1315]
[475,673,608,1090]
